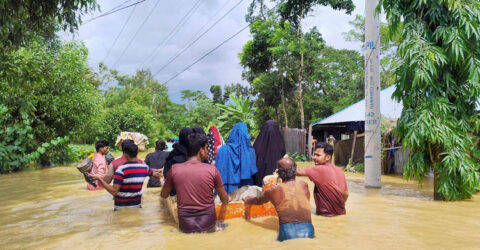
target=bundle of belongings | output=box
[76,153,114,187]
[115,132,149,152]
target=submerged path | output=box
[0,159,479,249]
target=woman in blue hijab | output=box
[215,122,258,193]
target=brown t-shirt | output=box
[163,159,224,210]
[305,164,348,217]
[248,180,311,225]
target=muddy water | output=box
[0,160,479,249]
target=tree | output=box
[216,94,256,137]
[0,1,98,49]
[381,0,480,200]
[274,0,355,129]
[223,83,251,102]
[210,85,224,104]
[0,40,99,166]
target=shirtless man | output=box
[243,158,314,242]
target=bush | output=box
[99,101,155,146]
[289,152,309,162]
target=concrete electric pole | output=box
[364,0,381,188]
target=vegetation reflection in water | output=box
[0,160,479,249]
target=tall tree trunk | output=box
[281,86,289,129]
[275,106,281,127]
[297,5,305,130]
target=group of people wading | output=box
[87,120,348,242]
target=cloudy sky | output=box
[71,0,365,102]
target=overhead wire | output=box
[103,3,138,63]
[152,0,243,76]
[113,0,162,67]
[83,0,146,24]
[139,0,202,69]
[162,2,281,84]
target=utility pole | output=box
[364,0,381,188]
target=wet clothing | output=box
[113,162,152,210]
[278,222,315,242]
[164,159,223,233]
[164,159,224,210]
[253,120,286,187]
[305,164,348,216]
[111,155,143,172]
[163,128,194,196]
[177,206,217,233]
[215,122,257,193]
[145,150,169,187]
[86,153,107,190]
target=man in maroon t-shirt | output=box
[104,140,144,184]
[297,142,348,217]
[161,133,230,233]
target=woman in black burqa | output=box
[163,127,194,196]
[253,120,286,187]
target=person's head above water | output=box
[120,139,134,152]
[314,142,333,165]
[122,141,138,161]
[178,127,194,146]
[95,140,109,155]
[155,139,167,151]
[277,158,297,182]
[186,133,208,160]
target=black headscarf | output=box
[192,126,206,135]
[163,128,194,194]
[253,120,286,187]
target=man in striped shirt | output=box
[92,142,162,210]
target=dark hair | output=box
[156,139,167,150]
[192,126,206,135]
[187,133,208,157]
[277,160,297,181]
[95,140,109,152]
[121,139,134,152]
[123,142,138,158]
[315,142,334,156]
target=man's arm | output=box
[296,167,307,176]
[160,171,173,199]
[215,186,230,205]
[243,190,271,205]
[103,164,114,184]
[343,190,349,202]
[91,175,120,196]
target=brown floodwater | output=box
[0,157,479,249]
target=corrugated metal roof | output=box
[313,85,480,126]
[313,85,402,126]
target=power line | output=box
[162,2,281,84]
[103,3,138,62]
[152,0,243,76]
[83,0,146,24]
[164,24,249,83]
[139,0,202,69]
[113,0,162,67]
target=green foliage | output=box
[354,163,365,173]
[381,0,480,200]
[289,152,309,162]
[100,101,155,146]
[0,0,98,49]
[0,39,99,166]
[217,94,256,136]
[66,144,96,163]
[210,85,224,104]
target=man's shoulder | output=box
[118,162,149,171]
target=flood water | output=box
[0,156,479,249]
